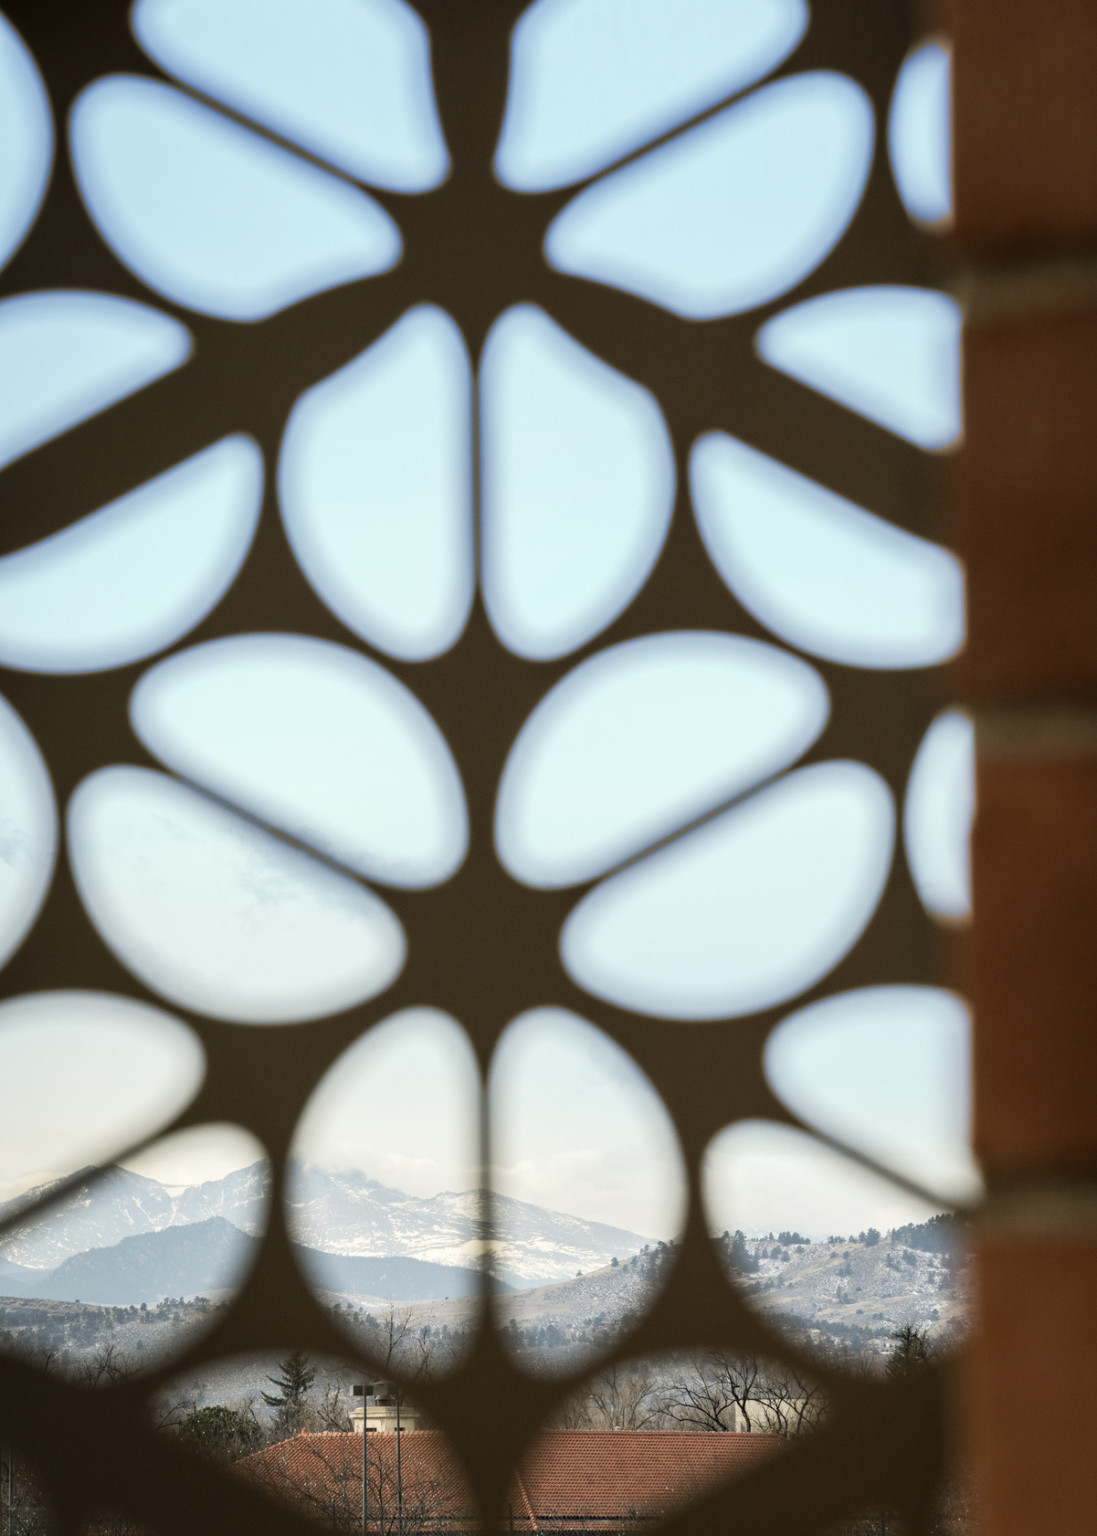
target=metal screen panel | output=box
[0,4,959,1533]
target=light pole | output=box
[394,1389,404,1536]
[352,1385,377,1534]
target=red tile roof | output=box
[237,1430,470,1527]
[518,1430,780,1522]
[237,1428,781,1529]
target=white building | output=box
[350,1380,424,1435]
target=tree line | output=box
[1,1300,971,1536]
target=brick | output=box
[971,757,1097,1170]
[952,307,1097,697]
[965,1237,1097,1535]
[938,0,1097,248]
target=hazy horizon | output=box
[0,1149,952,1254]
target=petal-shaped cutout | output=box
[904,710,973,921]
[758,287,961,449]
[68,767,404,1023]
[0,290,190,471]
[691,433,964,668]
[765,987,980,1203]
[497,632,828,887]
[491,1010,684,1310]
[71,77,401,321]
[281,306,473,660]
[563,761,894,1021]
[704,1121,963,1352]
[0,15,52,269]
[889,42,951,224]
[481,306,673,659]
[133,0,448,191]
[132,634,467,888]
[289,1009,481,1349]
[495,0,807,191]
[0,437,262,674]
[546,73,873,319]
[705,1119,936,1242]
[0,695,55,970]
[0,992,203,1200]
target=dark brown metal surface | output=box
[0,3,955,1532]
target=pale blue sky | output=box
[0,12,51,274]
[281,306,473,661]
[0,1,965,1238]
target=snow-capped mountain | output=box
[174,1163,269,1234]
[287,1166,646,1285]
[0,1163,647,1288]
[0,1164,267,1271]
[0,1219,501,1306]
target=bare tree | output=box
[339,1303,454,1429]
[0,1448,52,1536]
[655,1350,828,1438]
[585,1364,664,1431]
[306,1376,353,1435]
[73,1343,131,1390]
[242,1434,469,1535]
[659,1350,766,1433]
[369,1306,450,1386]
[754,1361,828,1437]
[550,1390,594,1430]
[548,1362,665,1432]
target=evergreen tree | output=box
[724,1230,760,1276]
[886,1324,931,1377]
[262,1350,317,1436]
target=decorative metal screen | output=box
[0,2,962,1533]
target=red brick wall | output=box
[941,2,1097,1529]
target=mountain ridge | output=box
[0,1217,513,1307]
[0,1162,649,1289]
